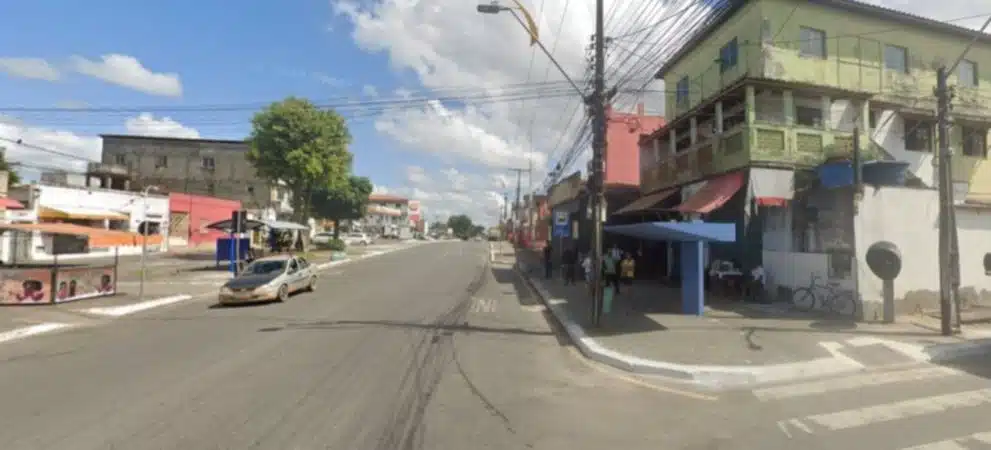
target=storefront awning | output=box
[0,223,161,248]
[0,197,24,209]
[674,171,745,214]
[39,206,128,221]
[605,220,735,242]
[205,218,309,232]
[750,168,794,207]
[612,188,677,215]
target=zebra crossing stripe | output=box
[901,431,991,449]
[754,366,960,401]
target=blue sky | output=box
[0,0,440,198]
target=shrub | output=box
[315,238,347,251]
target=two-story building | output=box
[636,0,991,318]
[363,194,411,237]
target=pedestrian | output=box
[562,246,577,284]
[602,250,619,295]
[581,252,594,295]
[620,252,636,297]
[543,243,553,279]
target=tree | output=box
[311,176,373,239]
[247,97,352,221]
[447,214,475,239]
[0,147,20,188]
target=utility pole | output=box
[508,167,531,245]
[589,0,607,327]
[935,67,960,336]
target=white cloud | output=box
[0,118,101,174]
[124,113,201,139]
[335,0,977,193]
[71,54,182,97]
[383,165,508,225]
[362,84,379,96]
[0,57,60,81]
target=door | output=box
[287,258,304,291]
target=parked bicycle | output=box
[791,275,857,316]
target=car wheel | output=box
[305,277,316,292]
[277,284,289,302]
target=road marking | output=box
[82,294,193,317]
[0,323,71,344]
[753,366,961,401]
[901,431,991,449]
[520,304,546,312]
[565,346,719,401]
[471,297,496,313]
[778,388,991,435]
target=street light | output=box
[476,3,506,14]
[138,185,159,302]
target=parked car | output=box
[343,232,372,246]
[218,255,316,305]
[312,232,335,245]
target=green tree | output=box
[310,176,373,239]
[447,214,475,239]
[247,97,352,221]
[0,147,20,188]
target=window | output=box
[799,27,826,59]
[113,154,126,165]
[959,60,978,88]
[719,38,738,72]
[201,156,215,170]
[154,155,168,168]
[903,118,933,152]
[884,44,908,73]
[962,126,988,158]
[675,76,690,107]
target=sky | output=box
[0,0,982,226]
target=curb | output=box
[511,257,935,390]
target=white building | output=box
[3,184,169,262]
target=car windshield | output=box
[242,260,286,275]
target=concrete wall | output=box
[168,193,241,246]
[102,135,277,208]
[853,186,991,320]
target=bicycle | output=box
[791,275,857,316]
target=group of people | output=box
[543,243,637,296]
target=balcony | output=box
[641,124,875,193]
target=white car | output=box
[218,255,316,305]
[312,232,335,245]
[343,232,372,246]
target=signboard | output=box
[552,211,569,238]
[0,268,52,304]
[53,266,116,303]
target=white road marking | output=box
[471,297,496,313]
[775,418,813,438]
[0,323,71,344]
[753,366,962,401]
[901,431,991,449]
[520,304,546,312]
[82,294,193,317]
[779,388,991,434]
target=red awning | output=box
[674,171,745,214]
[0,197,24,209]
[756,197,788,207]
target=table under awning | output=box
[674,171,745,214]
[612,188,678,216]
[39,206,128,221]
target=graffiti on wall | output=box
[0,269,53,305]
[53,266,116,303]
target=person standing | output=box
[562,246,577,284]
[602,250,619,295]
[543,243,553,279]
[620,252,636,297]
[581,252,594,295]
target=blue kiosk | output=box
[604,220,735,316]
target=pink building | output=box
[605,103,666,188]
[168,193,242,247]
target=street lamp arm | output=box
[505,9,587,98]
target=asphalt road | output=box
[0,241,989,449]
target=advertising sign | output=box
[552,211,569,238]
[53,266,116,303]
[0,269,53,305]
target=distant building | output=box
[363,194,410,237]
[100,135,293,219]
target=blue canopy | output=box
[604,221,735,243]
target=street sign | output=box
[552,211,569,238]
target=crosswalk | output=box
[750,362,991,449]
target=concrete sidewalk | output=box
[506,242,991,389]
